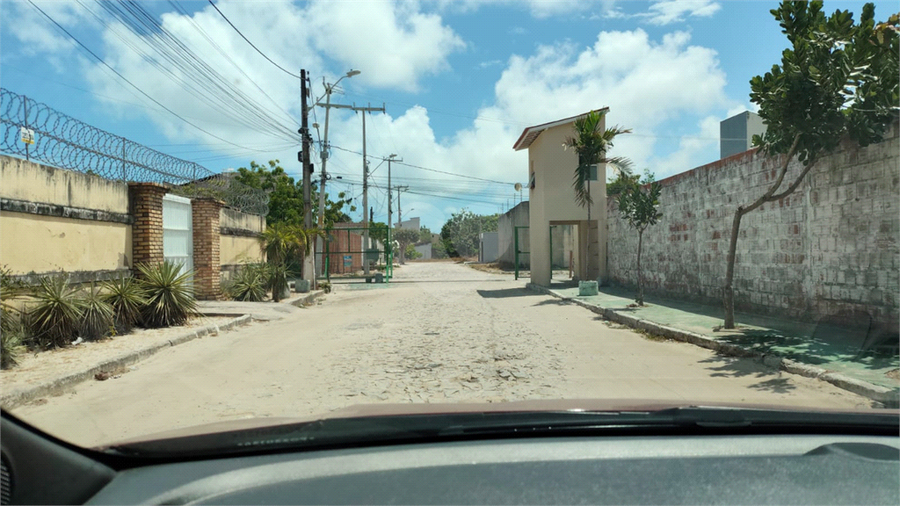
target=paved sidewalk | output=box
[0,291,325,409]
[530,283,899,406]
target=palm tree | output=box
[563,110,633,220]
[259,222,302,265]
[259,223,327,297]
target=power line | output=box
[329,145,514,185]
[26,0,272,152]
[84,0,298,142]
[169,0,298,124]
[206,0,303,79]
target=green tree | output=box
[405,244,423,260]
[258,222,323,297]
[563,110,633,220]
[393,228,420,264]
[367,222,389,245]
[723,1,899,328]
[235,160,354,227]
[439,209,498,258]
[606,172,640,196]
[419,226,434,244]
[615,172,663,306]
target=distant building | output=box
[414,242,432,260]
[720,111,766,159]
[394,217,420,230]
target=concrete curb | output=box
[527,283,899,407]
[0,315,252,410]
[288,290,325,308]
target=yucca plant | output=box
[79,283,115,341]
[102,275,146,333]
[29,275,84,349]
[137,261,198,328]
[224,263,269,302]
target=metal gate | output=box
[318,226,392,283]
[514,226,529,280]
[162,194,193,277]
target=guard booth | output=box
[317,224,392,283]
[512,109,611,286]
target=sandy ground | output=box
[1,316,235,395]
[9,262,874,448]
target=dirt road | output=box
[11,262,872,447]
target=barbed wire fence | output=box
[0,88,269,216]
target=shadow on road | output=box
[476,288,542,299]
[698,354,798,394]
[532,298,573,307]
[393,278,510,284]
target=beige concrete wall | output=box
[1,156,129,213]
[1,157,133,276]
[528,121,607,285]
[219,207,265,273]
[0,212,131,274]
[220,235,262,267]
[221,207,265,233]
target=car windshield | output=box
[0,0,897,451]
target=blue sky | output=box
[0,0,881,231]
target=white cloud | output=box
[2,0,739,229]
[646,0,721,25]
[434,0,612,19]
[604,0,721,25]
[305,1,464,92]
[0,0,94,68]
[323,26,737,228]
[652,115,721,175]
[477,59,503,69]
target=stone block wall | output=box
[606,125,899,329]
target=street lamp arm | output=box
[314,69,360,106]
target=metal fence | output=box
[0,88,268,215]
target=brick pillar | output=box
[129,183,168,268]
[192,198,224,300]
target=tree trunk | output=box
[637,229,644,306]
[723,134,806,328]
[723,208,744,328]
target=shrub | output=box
[1,268,27,367]
[224,263,269,302]
[79,284,115,341]
[102,275,146,333]
[267,263,294,302]
[137,261,198,328]
[29,276,84,349]
[0,326,23,369]
[318,281,332,294]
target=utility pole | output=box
[396,185,409,227]
[320,103,385,275]
[384,154,401,269]
[299,69,315,284]
[315,70,359,279]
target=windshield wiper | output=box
[105,407,898,459]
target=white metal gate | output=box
[162,194,193,278]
